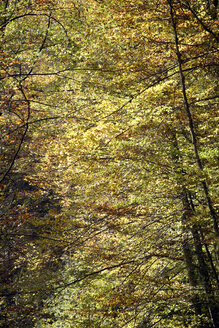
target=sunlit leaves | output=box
[1,0,218,327]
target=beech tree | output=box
[0,1,218,327]
[0,1,83,326]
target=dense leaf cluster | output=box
[0,1,218,327]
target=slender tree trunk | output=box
[191,228,219,328]
[170,131,218,327]
[167,6,219,321]
[182,236,203,319]
[182,190,219,328]
[187,190,219,287]
[167,0,218,237]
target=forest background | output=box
[0,0,218,327]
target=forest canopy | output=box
[0,0,218,327]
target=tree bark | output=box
[167,0,218,237]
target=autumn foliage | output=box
[0,1,218,327]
